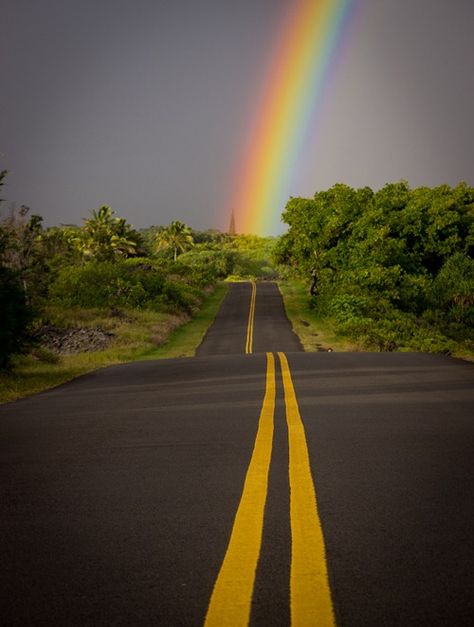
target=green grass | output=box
[278,280,361,352]
[279,279,474,360]
[141,282,228,359]
[0,283,228,404]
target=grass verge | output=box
[278,280,358,352]
[0,283,228,405]
[279,279,474,360]
[141,282,228,359]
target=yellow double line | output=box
[245,281,257,354]
[205,353,335,627]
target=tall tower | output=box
[228,210,236,235]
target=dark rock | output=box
[37,325,115,355]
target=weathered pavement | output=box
[1,282,473,626]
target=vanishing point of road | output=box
[1,282,473,626]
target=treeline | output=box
[274,181,474,353]
[0,171,275,368]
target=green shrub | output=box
[327,294,373,323]
[50,262,125,308]
[31,346,61,364]
[430,253,474,324]
[277,181,474,355]
[336,311,455,353]
[177,249,233,284]
[48,260,196,312]
[160,280,202,314]
[0,267,35,369]
[396,273,431,314]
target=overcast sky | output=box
[2,0,473,234]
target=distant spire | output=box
[228,209,236,235]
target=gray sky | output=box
[2,0,473,234]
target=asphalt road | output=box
[1,282,473,626]
[196,282,301,355]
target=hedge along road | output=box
[1,282,473,626]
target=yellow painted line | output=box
[205,352,276,627]
[245,281,256,354]
[278,352,336,627]
[249,281,256,352]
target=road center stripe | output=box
[245,281,256,354]
[278,352,336,627]
[204,352,276,627]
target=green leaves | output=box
[431,253,474,324]
[153,220,194,261]
[277,181,474,353]
[81,205,142,261]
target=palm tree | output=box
[81,206,140,260]
[154,220,194,261]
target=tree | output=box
[0,172,34,369]
[431,252,474,324]
[38,225,82,262]
[0,170,7,203]
[275,181,474,353]
[80,205,141,261]
[0,263,34,369]
[153,220,194,261]
[1,204,44,273]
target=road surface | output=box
[1,282,473,626]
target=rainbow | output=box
[232,0,355,235]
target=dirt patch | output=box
[37,325,115,355]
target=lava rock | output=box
[37,325,115,355]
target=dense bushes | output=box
[0,177,279,368]
[175,249,234,284]
[0,265,34,368]
[0,171,36,368]
[0,162,282,370]
[170,233,277,281]
[218,235,277,279]
[275,181,474,353]
[49,259,203,313]
[429,253,474,325]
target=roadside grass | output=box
[141,282,228,359]
[278,279,474,361]
[0,283,228,404]
[278,280,358,352]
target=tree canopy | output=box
[274,181,474,351]
[153,220,194,261]
[80,205,142,261]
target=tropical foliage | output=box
[80,205,142,260]
[0,172,36,367]
[153,220,194,261]
[4,166,472,367]
[0,168,278,369]
[274,181,474,353]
